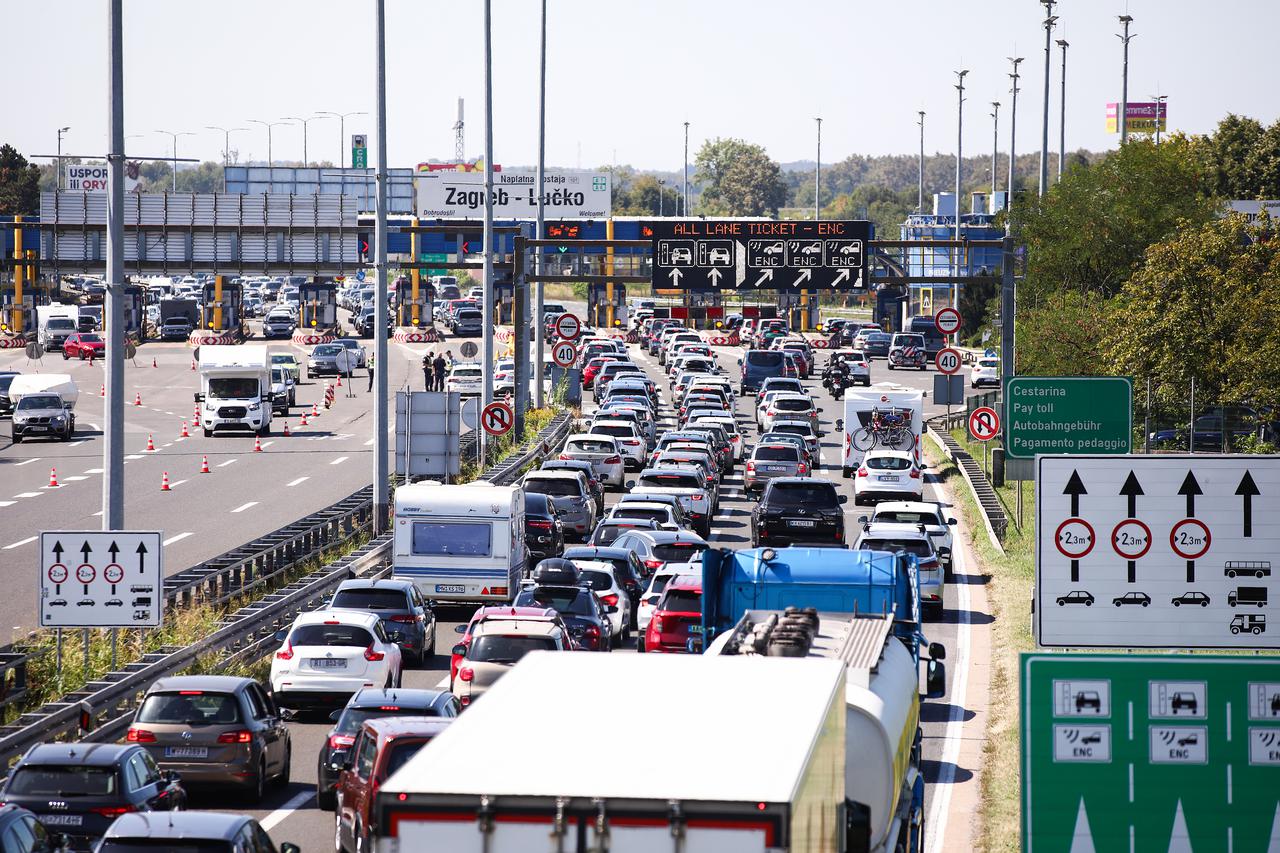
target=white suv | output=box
[269,610,403,709]
[871,501,957,578]
[971,356,1000,387]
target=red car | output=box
[582,354,625,387]
[450,606,570,685]
[333,717,454,853]
[62,332,105,360]
[642,575,703,653]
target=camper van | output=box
[392,482,526,605]
[195,344,274,437]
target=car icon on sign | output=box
[708,246,731,265]
[799,242,822,256]
[1075,691,1102,713]
[105,598,124,607]
[763,241,784,256]
[1177,733,1198,747]
[1172,591,1210,607]
[1113,591,1151,607]
[48,599,67,607]
[1171,692,1198,714]
[839,243,860,255]
[76,598,95,607]
[1057,590,1095,606]
[671,247,692,265]
[1080,732,1102,745]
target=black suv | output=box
[1,743,185,849]
[524,493,566,563]
[515,562,616,652]
[751,477,849,547]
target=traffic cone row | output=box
[48,468,59,488]
[145,434,156,452]
[191,359,196,371]
[253,436,263,453]
[152,357,157,368]
[99,384,105,397]
[200,455,210,474]
[180,421,190,438]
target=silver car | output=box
[560,433,626,489]
[522,470,597,542]
[745,442,807,493]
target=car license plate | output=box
[789,520,817,527]
[41,815,83,827]
[164,746,209,759]
[764,465,785,472]
[880,475,899,482]
[435,584,466,594]
[687,624,703,634]
[312,658,347,669]
[26,426,47,433]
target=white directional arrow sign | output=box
[40,530,163,628]
[793,268,813,288]
[831,269,851,287]
[707,267,723,288]
[668,268,683,287]
[753,269,774,288]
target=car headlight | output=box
[51,415,65,424]
[248,402,261,412]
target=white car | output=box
[853,522,943,619]
[588,419,647,469]
[607,501,682,532]
[444,362,484,396]
[871,500,958,578]
[269,609,403,709]
[689,415,744,461]
[574,561,632,640]
[760,392,819,435]
[971,356,1000,388]
[560,433,626,488]
[637,561,700,643]
[853,449,923,505]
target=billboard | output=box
[1106,102,1168,133]
[64,164,140,193]
[415,169,610,219]
[1226,200,1280,224]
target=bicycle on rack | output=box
[851,406,913,451]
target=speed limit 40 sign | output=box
[552,340,578,367]
[935,347,962,375]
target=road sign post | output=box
[1036,454,1280,649]
[1022,653,1280,852]
[1005,376,1133,459]
[40,531,163,628]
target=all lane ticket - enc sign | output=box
[1004,376,1133,460]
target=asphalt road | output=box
[201,331,986,851]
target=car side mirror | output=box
[327,751,350,773]
[281,845,302,853]
[929,641,947,661]
[838,495,848,504]
[387,630,406,644]
[453,624,467,634]
[736,358,743,365]
[948,518,957,526]
[926,659,946,699]
[194,392,205,402]
[451,644,468,657]
[834,418,844,432]
[857,515,868,524]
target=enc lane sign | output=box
[969,406,1000,442]
[552,341,578,367]
[936,347,962,375]
[39,531,163,628]
[1005,376,1133,460]
[1022,653,1280,853]
[554,312,582,340]
[481,401,514,436]
[1036,454,1280,650]
[934,307,962,337]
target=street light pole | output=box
[1057,40,1068,180]
[1038,1,1057,198]
[317,111,369,169]
[247,119,284,169]
[104,0,125,530]
[658,180,666,217]
[990,102,1000,201]
[155,130,194,192]
[1117,15,1135,143]
[954,69,968,310]
[480,0,496,461]
[1006,56,1023,224]
[533,0,548,409]
[683,121,690,216]
[373,0,390,532]
[814,117,822,220]
[56,126,70,190]
[1152,93,1166,144]
[917,111,925,212]
[205,126,249,192]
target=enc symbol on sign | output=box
[552,341,577,368]
[934,307,962,337]
[481,401,514,436]
[936,347,962,375]
[969,406,1000,441]
[555,312,582,340]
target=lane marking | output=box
[261,440,275,448]
[330,456,349,465]
[217,459,237,468]
[84,468,104,474]
[0,501,14,508]
[259,789,315,832]
[63,475,89,482]
[4,536,37,550]
[14,492,42,499]
[364,438,375,446]
[163,532,193,546]
[286,477,310,487]
[125,454,143,460]
[14,458,40,467]
[168,479,189,488]
[231,501,259,513]
[69,441,86,448]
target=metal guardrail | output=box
[0,413,574,769]
[927,415,1009,540]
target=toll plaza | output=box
[200,277,244,335]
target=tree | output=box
[613,174,681,216]
[0,145,40,216]
[694,138,787,216]
[1014,290,1114,376]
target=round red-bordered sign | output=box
[103,564,124,585]
[1111,518,1153,560]
[47,564,68,584]
[969,406,1000,441]
[555,312,582,341]
[552,341,578,368]
[934,307,962,336]
[936,347,962,375]
[1055,517,1096,559]
[1169,518,1211,560]
[481,401,514,436]
[76,564,96,585]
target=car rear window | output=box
[652,543,704,562]
[638,473,700,490]
[612,507,667,523]
[592,524,629,545]
[99,841,228,853]
[858,538,933,558]
[866,456,913,471]
[775,398,811,411]
[774,423,814,438]
[578,569,614,591]
[137,691,242,725]
[384,740,431,778]
[515,588,593,616]
[336,703,438,735]
[411,522,492,557]
[7,766,117,796]
[762,379,803,393]
[659,589,701,613]
[767,482,840,507]
[755,445,800,462]
[290,624,375,647]
[591,424,635,439]
[895,335,925,347]
[525,478,583,497]
[331,589,409,610]
[745,351,784,368]
[470,634,557,663]
[875,510,941,525]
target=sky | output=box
[5,0,1279,174]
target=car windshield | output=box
[0,375,15,392]
[314,345,343,356]
[515,588,593,616]
[866,455,913,471]
[745,351,784,368]
[7,765,117,796]
[331,589,409,610]
[271,369,288,383]
[767,483,840,507]
[78,334,102,343]
[411,522,492,557]
[47,318,77,330]
[525,478,582,497]
[578,570,614,591]
[895,335,925,347]
[875,510,942,525]
[755,446,800,462]
[591,424,635,438]
[137,691,242,725]
[15,395,61,410]
[859,538,933,558]
[290,624,374,647]
[659,589,701,613]
[567,439,617,455]
[451,367,482,378]
[638,473,700,490]
[208,377,260,399]
[868,333,892,343]
[271,355,293,364]
[652,543,704,562]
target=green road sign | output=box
[1005,376,1132,460]
[352,147,367,169]
[1022,653,1280,852]
[420,253,448,276]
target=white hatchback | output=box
[575,561,632,641]
[971,356,1000,388]
[269,609,403,709]
[560,433,626,488]
[444,362,484,396]
[853,449,923,505]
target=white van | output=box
[392,482,526,605]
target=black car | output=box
[159,318,194,341]
[524,493,566,563]
[1,743,186,850]
[539,459,605,515]
[861,332,892,358]
[514,584,615,652]
[0,371,19,418]
[0,804,61,852]
[563,546,647,627]
[751,478,849,547]
[328,578,436,668]
[315,687,459,810]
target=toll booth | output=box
[586,283,627,330]
[298,280,338,331]
[0,290,37,337]
[495,281,514,324]
[101,285,145,338]
[200,278,243,333]
[874,287,907,334]
[686,293,726,330]
[395,275,432,328]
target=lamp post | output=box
[205,125,249,192]
[1038,1,1057,197]
[283,115,327,166]
[154,130,194,191]
[814,117,822,220]
[56,126,70,190]
[954,69,968,309]
[247,119,285,169]
[1117,15,1135,143]
[1006,56,1023,223]
[533,0,548,408]
[1057,39,1068,179]
[1152,93,1166,144]
[316,111,369,169]
[916,111,925,212]
[658,179,666,217]
[990,102,1000,201]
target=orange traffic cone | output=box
[180,421,190,438]
[336,374,342,387]
[312,403,320,418]
[48,468,59,488]
[253,436,263,453]
[191,359,196,371]
[199,455,210,474]
[133,392,142,406]
[299,411,309,426]
[283,421,291,436]
[145,434,156,452]
[160,471,171,491]
[152,357,157,368]
[99,384,105,397]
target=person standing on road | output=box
[423,352,434,391]
[432,352,447,391]
[367,352,375,393]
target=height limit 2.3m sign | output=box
[1036,455,1279,649]
[646,220,871,291]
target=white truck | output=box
[838,384,925,478]
[374,652,849,852]
[36,304,80,351]
[391,482,526,605]
[195,344,274,437]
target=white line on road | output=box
[261,440,275,448]
[286,477,310,487]
[63,476,88,482]
[364,438,375,446]
[14,458,40,467]
[259,789,314,832]
[230,501,259,513]
[0,501,13,508]
[169,479,189,488]
[69,441,86,448]
[84,468,103,474]
[330,456,349,465]
[3,536,37,550]
[14,492,42,499]
[125,454,143,460]
[163,532,193,546]
[217,459,237,468]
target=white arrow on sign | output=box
[831,269,851,287]
[753,269,774,288]
[668,268,683,287]
[793,268,813,288]
[707,267,723,288]
[735,240,747,285]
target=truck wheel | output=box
[12,432,21,444]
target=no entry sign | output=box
[935,347,962,375]
[481,401,514,436]
[969,406,1000,441]
[934,307,962,337]
[552,340,578,367]
[555,312,582,340]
